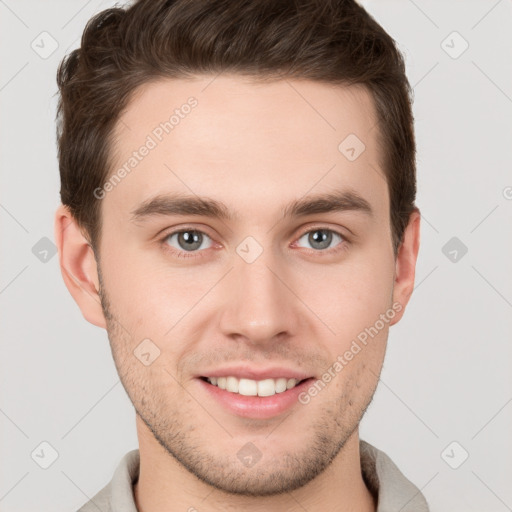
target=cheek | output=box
[102,254,220,358]
[295,245,395,342]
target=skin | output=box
[55,75,420,512]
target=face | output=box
[64,75,418,496]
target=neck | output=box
[133,416,376,512]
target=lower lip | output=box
[196,377,315,419]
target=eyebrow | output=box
[129,189,373,223]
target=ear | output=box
[54,204,106,329]
[389,208,421,326]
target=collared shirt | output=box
[77,440,430,511]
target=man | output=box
[54,0,428,510]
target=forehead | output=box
[104,75,387,224]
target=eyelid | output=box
[294,223,350,242]
[156,223,215,239]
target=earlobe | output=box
[389,208,421,326]
[54,204,107,329]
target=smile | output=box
[201,376,307,396]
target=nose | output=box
[218,246,302,347]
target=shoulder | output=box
[360,439,430,512]
[75,449,140,512]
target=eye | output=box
[160,225,348,260]
[295,227,346,253]
[162,228,213,258]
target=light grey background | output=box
[1,0,511,511]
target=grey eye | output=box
[296,229,343,251]
[165,230,212,252]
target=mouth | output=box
[194,365,316,419]
[197,374,315,419]
[198,375,312,397]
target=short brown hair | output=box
[56,0,417,257]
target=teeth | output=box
[275,378,287,393]
[226,376,239,393]
[257,379,276,397]
[206,376,302,396]
[239,378,257,396]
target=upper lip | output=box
[198,366,314,381]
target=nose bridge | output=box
[218,241,298,344]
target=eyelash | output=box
[159,225,349,260]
